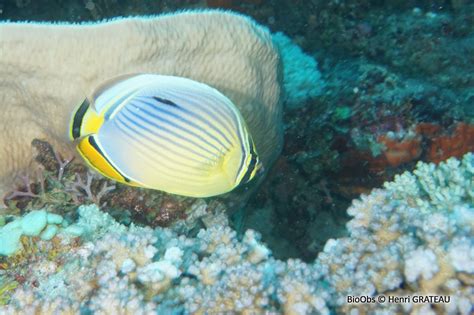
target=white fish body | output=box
[70,74,262,197]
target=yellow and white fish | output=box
[69,74,263,197]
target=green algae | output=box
[0,279,18,306]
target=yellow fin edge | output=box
[77,136,128,185]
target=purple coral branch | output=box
[36,167,46,195]
[96,182,116,206]
[66,172,115,205]
[5,175,39,200]
[67,172,94,202]
[53,149,74,181]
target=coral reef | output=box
[243,47,472,260]
[376,130,422,168]
[1,154,472,313]
[346,121,474,176]
[2,0,473,265]
[318,153,473,314]
[0,204,331,314]
[1,1,473,313]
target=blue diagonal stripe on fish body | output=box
[144,93,235,149]
[156,89,239,145]
[132,95,232,154]
[113,114,212,174]
[107,116,228,189]
[105,117,214,184]
[120,102,219,161]
[167,88,241,139]
[120,97,226,163]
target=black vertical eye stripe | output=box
[71,99,90,140]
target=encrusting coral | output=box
[0,210,64,256]
[0,153,472,314]
[272,32,325,109]
[421,122,474,164]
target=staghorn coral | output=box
[64,171,116,206]
[3,139,117,216]
[384,152,473,212]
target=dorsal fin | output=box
[88,73,142,110]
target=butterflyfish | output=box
[69,74,263,197]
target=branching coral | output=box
[65,172,115,206]
[4,175,40,201]
[0,205,331,314]
[319,153,473,314]
[0,154,472,314]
